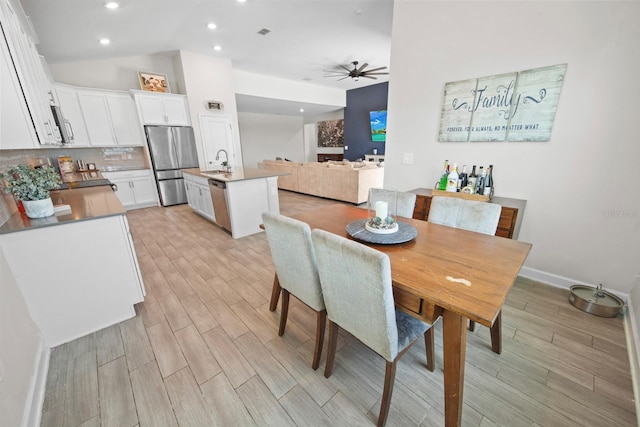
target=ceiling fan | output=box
[324,61,389,81]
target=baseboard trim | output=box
[519,266,629,300]
[623,301,640,427]
[24,339,50,427]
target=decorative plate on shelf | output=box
[346,219,417,245]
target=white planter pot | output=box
[22,198,54,218]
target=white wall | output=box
[48,54,179,93]
[238,112,304,168]
[0,244,46,426]
[386,1,640,294]
[175,51,244,170]
[235,70,346,108]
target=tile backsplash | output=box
[0,146,149,172]
[0,146,150,225]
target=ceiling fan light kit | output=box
[324,60,389,81]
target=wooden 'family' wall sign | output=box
[439,64,567,142]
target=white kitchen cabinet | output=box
[184,172,215,221]
[0,21,37,148]
[0,0,61,146]
[52,84,91,146]
[0,214,145,347]
[77,89,144,147]
[103,170,158,210]
[133,91,190,125]
[107,93,145,146]
[77,89,116,145]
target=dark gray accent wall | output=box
[343,82,388,161]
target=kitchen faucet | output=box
[215,149,229,163]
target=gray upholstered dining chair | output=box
[262,212,326,370]
[427,196,504,353]
[311,229,435,427]
[368,188,417,218]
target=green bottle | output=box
[438,160,449,191]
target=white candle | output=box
[375,201,388,219]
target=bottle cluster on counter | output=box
[437,160,493,196]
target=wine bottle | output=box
[476,166,486,196]
[438,160,449,191]
[468,165,478,193]
[446,163,459,192]
[483,164,493,197]
[458,164,468,191]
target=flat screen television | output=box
[369,110,387,142]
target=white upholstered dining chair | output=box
[427,196,504,353]
[262,212,326,370]
[368,188,417,218]
[311,228,435,427]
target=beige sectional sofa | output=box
[258,160,384,204]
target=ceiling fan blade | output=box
[363,72,389,76]
[363,66,387,73]
[338,64,352,72]
[356,62,369,73]
[362,75,378,79]
[337,76,351,81]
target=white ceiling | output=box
[20,0,393,115]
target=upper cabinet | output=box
[0,0,62,147]
[0,19,37,148]
[77,89,144,147]
[133,91,190,126]
[52,84,91,146]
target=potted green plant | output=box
[0,164,62,218]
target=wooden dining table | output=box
[277,203,532,427]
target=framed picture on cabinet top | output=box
[138,71,170,93]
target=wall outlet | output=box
[403,153,414,164]
[344,145,348,150]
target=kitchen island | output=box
[0,186,145,347]
[182,168,287,239]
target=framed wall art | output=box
[317,119,344,147]
[138,71,170,93]
[438,64,567,142]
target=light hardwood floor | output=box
[40,190,636,426]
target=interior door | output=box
[199,114,234,170]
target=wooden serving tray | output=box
[432,189,490,202]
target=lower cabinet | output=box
[184,173,215,221]
[103,170,158,210]
[0,214,145,347]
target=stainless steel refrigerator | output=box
[145,125,199,206]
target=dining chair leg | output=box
[468,320,476,331]
[490,310,502,354]
[377,359,398,427]
[312,310,327,370]
[324,321,340,378]
[424,327,435,372]
[278,289,290,336]
[269,274,282,312]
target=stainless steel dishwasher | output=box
[208,179,231,232]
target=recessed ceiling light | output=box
[299,108,304,113]
[99,38,110,45]
[213,45,222,51]
[207,23,217,30]
[237,0,246,3]
[104,2,119,9]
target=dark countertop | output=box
[183,167,289,182]
[0,186,125,235]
